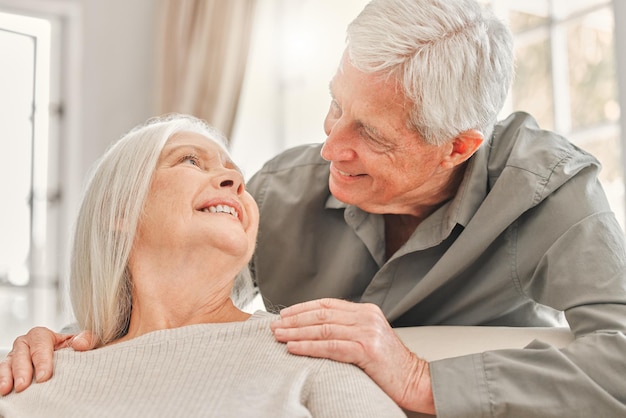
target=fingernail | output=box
[0,378,7,388]
[36,370,46,382]
[15,377,24,388]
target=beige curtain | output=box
[157,0,257,142]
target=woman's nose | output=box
[216,170,244,194]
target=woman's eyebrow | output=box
[162,143,244,175]
[160,144,202,161]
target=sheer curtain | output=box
[157,0,257,141]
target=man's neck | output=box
[384,214,424,259]
[383,162,467,259]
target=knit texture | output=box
[0,311,405,417]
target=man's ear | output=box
[441,129,483,169]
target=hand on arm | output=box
[0,327,97,395]
[270,298,435,415]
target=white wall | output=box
[78,0,157,168]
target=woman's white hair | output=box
[346,0,514,145]
[70,114,234,345]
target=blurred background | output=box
[0,0,624,347]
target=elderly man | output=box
[2,0,626,416]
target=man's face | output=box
[321,56,456,216]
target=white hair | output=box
[346,0,514,145]
[70,114,233,344]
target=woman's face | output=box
[133,131,259,270]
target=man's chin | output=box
[329,183,365,207]
[331,186,391,215]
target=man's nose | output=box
[321,122,357,162]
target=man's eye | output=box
[329,100,342,115]
[360,129,393,153]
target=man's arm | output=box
[427,210,626,417]
[0,328,95,395]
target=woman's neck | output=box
[110,256,252,344]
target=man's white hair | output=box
[346,0,514,145]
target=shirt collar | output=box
[325,193,347,210]
[444,142,489,229]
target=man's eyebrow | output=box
[361,123,385,139]
[327,80,385,141]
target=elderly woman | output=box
[0,115,405,417]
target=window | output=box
[0,11,63,347]
[484,0,624,227]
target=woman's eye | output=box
[181,155,200,166]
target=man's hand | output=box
[270,298,435,414]
[0,327,97,395]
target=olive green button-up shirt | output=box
[246,112,626,416]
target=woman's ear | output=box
[441,129,483,169]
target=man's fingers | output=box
[273,323,361,343]
[272,308,341,329]
[69,331,99,351]
[24,327,64,386]
[14,327,72,392]
[8,337,34,393]
[0,327,74,395]
[279,298,356,317]
[272,301,384,331]
[0,357,14,395]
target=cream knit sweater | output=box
[0,311,405,417]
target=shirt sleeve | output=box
[431,194,626,416]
